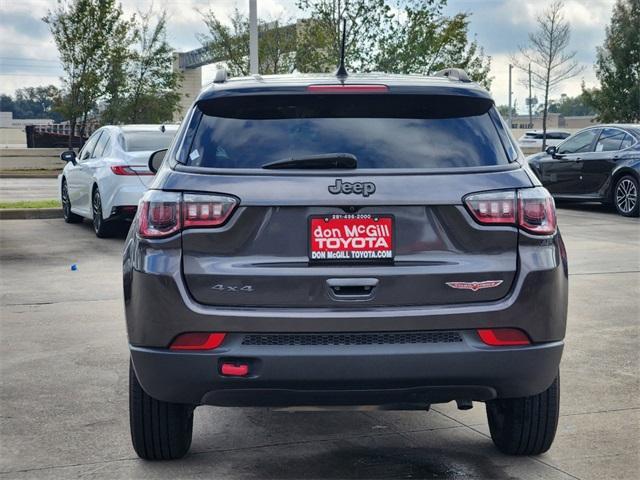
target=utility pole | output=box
[508,64,513,129]
[249,0,258,75]
[528,63,533,128]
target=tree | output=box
[497,104,517,118]
[199,1,491,87]
[583,0,640,122]
[546,93,596,116]
[0,86,64,122]
[295,0,390,73]
[2,87,59,121]
[295,0,491,87]
[199,8,296,77]
[375,1,491,87]
[44,0,134,146]
[512,1,583,150]
[103,8,181,123]
[0,95,14,114]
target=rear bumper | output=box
[101,180,146,220]
[130,332,563,406]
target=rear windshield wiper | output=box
[261,153,357,170]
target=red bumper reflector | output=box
[221,363,249,377]
[170,332,226,351]
[477,329,531,346]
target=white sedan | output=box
[59,125,178,237]
[517,130,571,150]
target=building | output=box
[509,113,597,130]
[0,111,53,129]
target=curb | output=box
[0,208,63,220]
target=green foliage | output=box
[44,1,180,135]
[583,0,640,122]
[546,94,596,116]
[199,8,297,76]
[497,105,517,117]
[295,0,390,73]
[374,1,491,87]
[0,86,64,122]
[295,0,492,88]
[199,0,491,87]
[102,8,181,124]
[44,0,135,142]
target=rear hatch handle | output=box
[327,278,379,300]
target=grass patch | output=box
[0,199,61,209]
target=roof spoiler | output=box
[433,68,471,83]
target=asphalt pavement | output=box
[0,205,638,479]
[0,178,59,203]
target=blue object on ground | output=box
[71,264,78,271]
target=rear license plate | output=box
[309,214,394,262]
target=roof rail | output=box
[433,68,471,83]
[213,67,228,83]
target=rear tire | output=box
[613,175,639,217]
[129,361,194,460]
[486,374,560,456]
[61,179,82,224]
[92,187,117,238]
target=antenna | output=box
[335,18,348,78]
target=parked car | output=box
[527,125,640,217]
[517,130,571,150]
[59,125,179,237]
[124,69,567,460]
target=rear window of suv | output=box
[180,94,511,169]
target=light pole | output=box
[508,64,513,129]
[528,63,533,128]
[249,0,258,75]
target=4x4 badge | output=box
[328,179,376,197]
[446,280,503,292]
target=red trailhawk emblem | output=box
[445,280,504,292]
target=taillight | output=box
[182,193,237,228]
[137,191,237,238]
[111,165,137,175]
[464,187,557,235]
[111,165,154,176]
[477,328,531,346]
[464,191,516,224]
[518,188,557,235]
[170,332,226,350]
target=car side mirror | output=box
[148,149,167,174]
[60,150,76,164]
[545,146,561,158]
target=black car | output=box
[527,125,640,217]
[124,68,567,460]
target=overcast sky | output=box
[0,0,615,111]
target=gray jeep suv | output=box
[124,70,567,460]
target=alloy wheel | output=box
[93,190,102,233]
[616,178,637,215]
[62,182,71,219]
